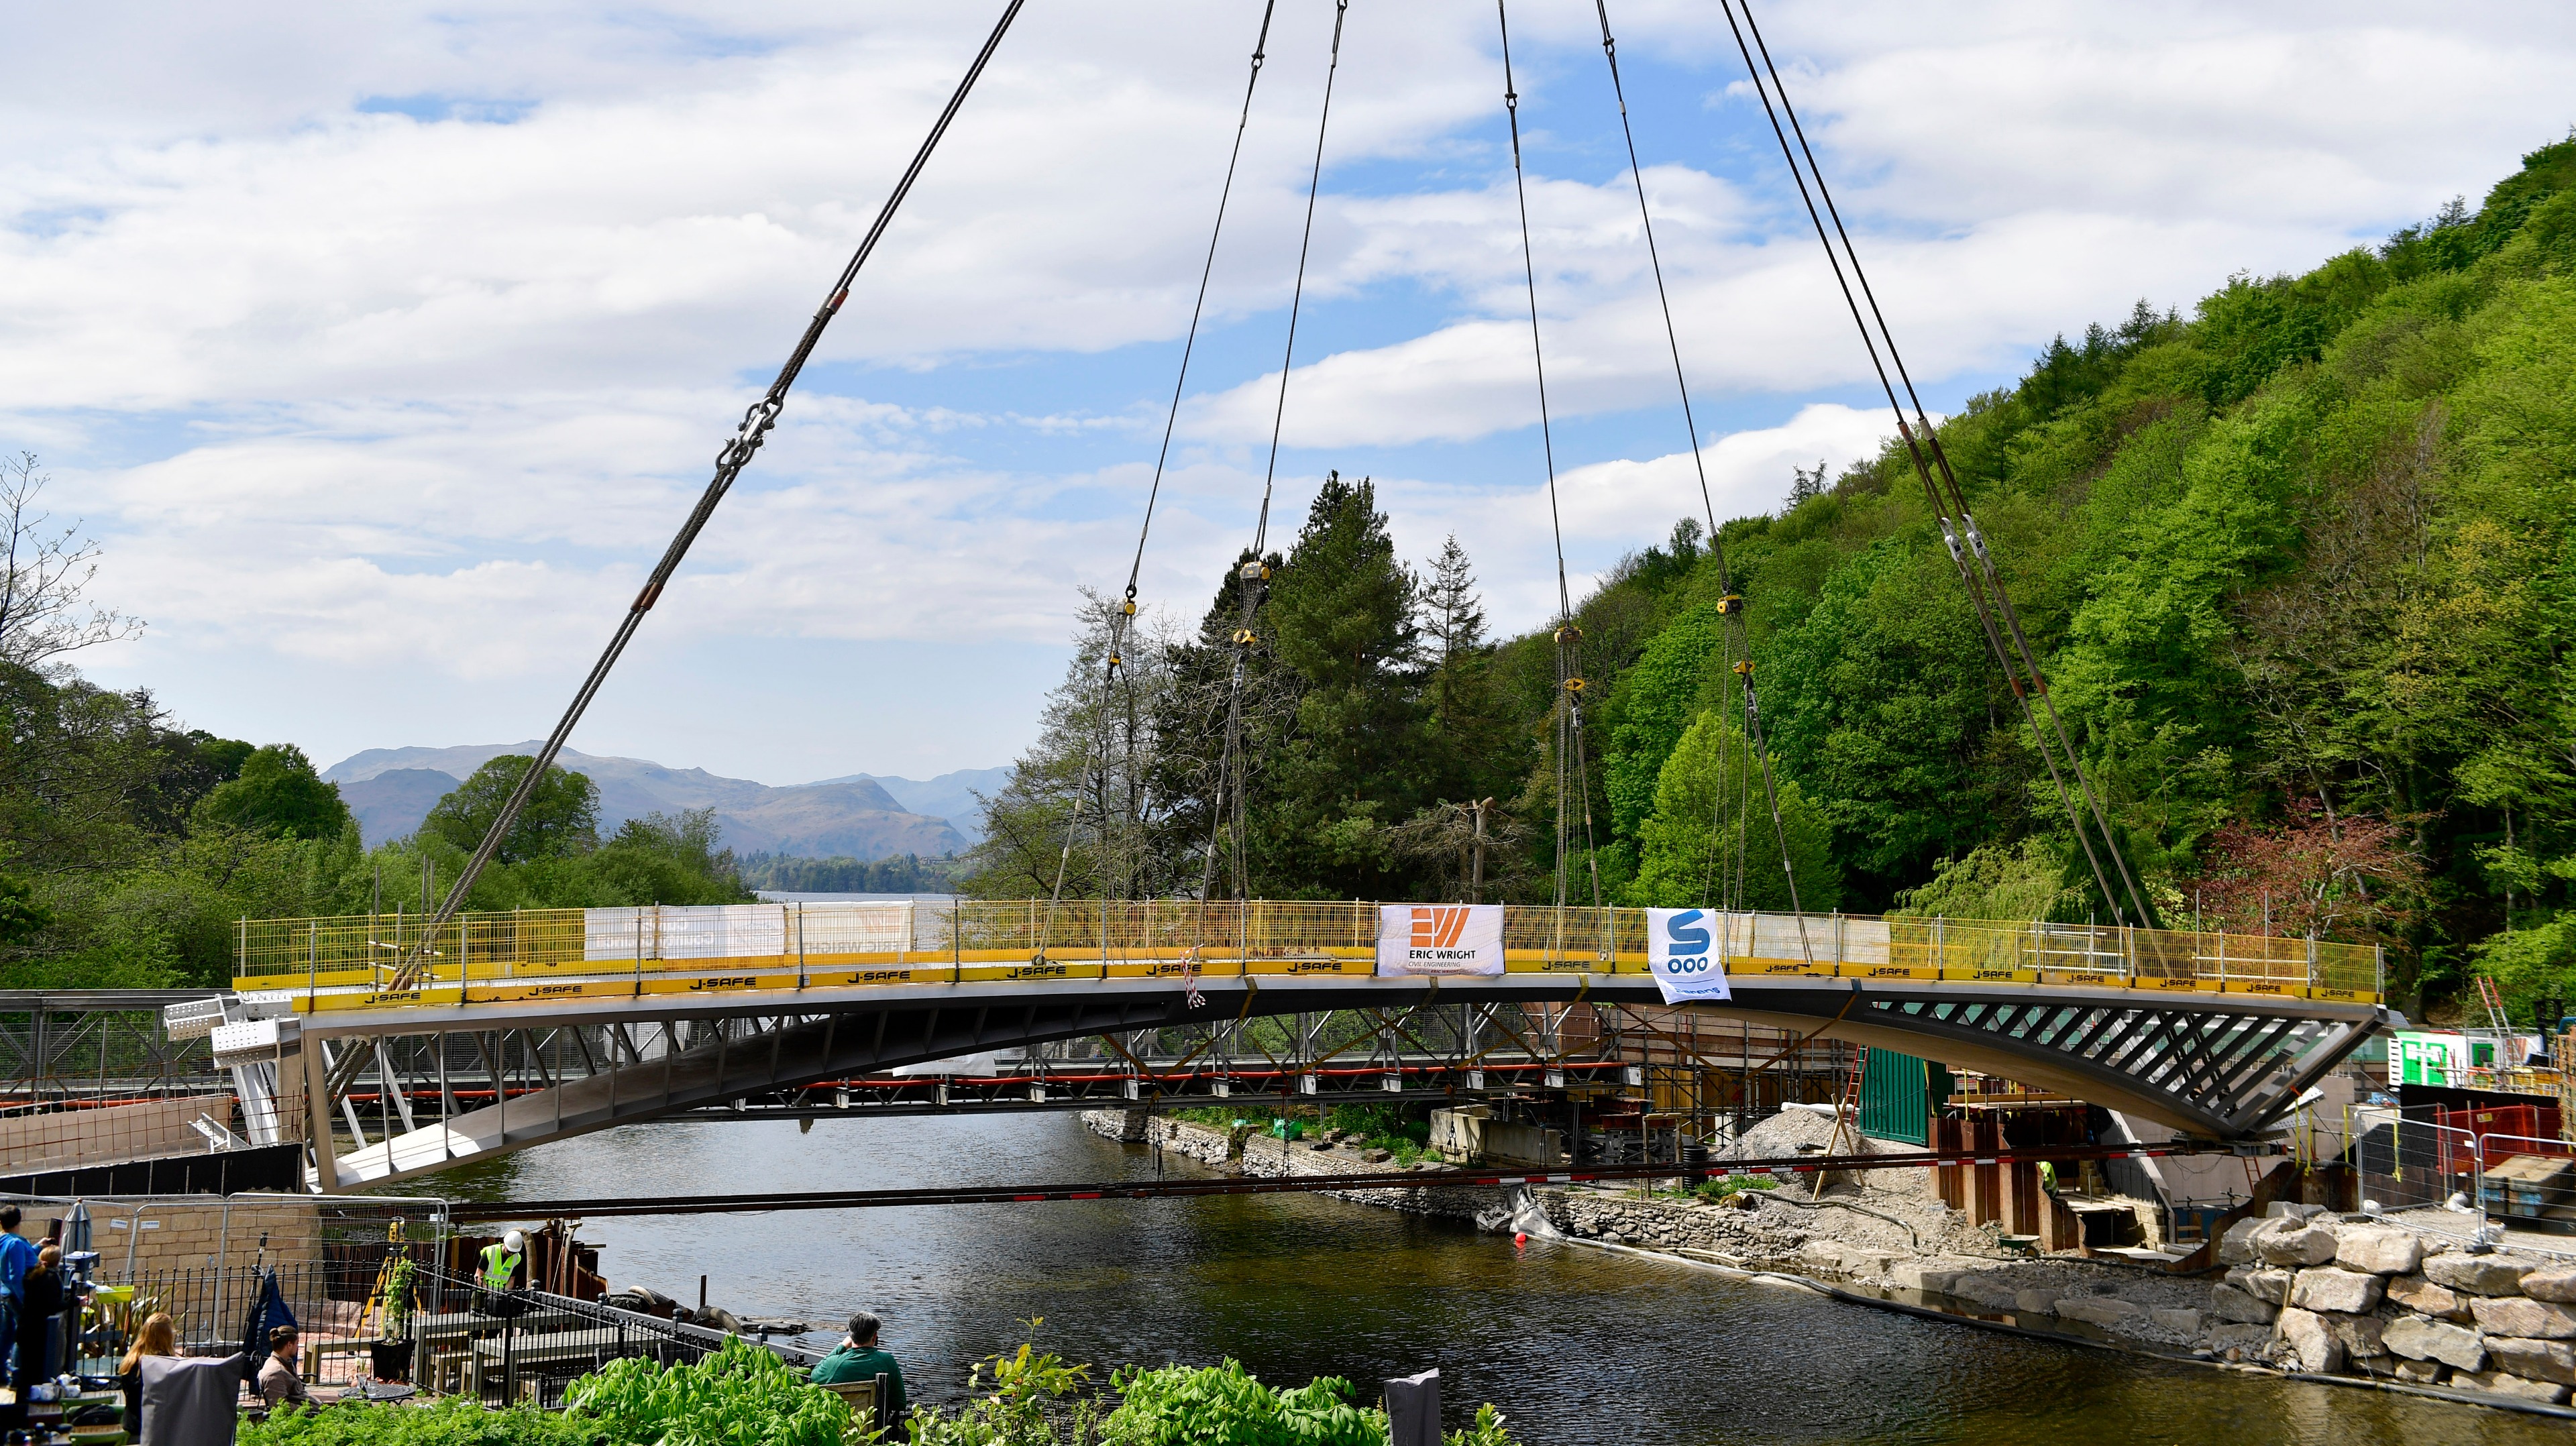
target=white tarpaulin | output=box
[584,902,917,961]
[1647,907,1733,1003]
[1375,903,1505,977]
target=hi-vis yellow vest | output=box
[479,1243,521,1290]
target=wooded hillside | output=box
[971,135,2576,1023]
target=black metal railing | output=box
[404,1265,823,1408]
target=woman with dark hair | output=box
[15,1245,63,1388]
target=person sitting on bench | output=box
[257,1326,313,1412]
[807,1310,906,1423]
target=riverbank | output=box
[1083,1108,2576,1416]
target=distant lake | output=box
[752,891,961,903]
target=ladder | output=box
[1815,1045,1869,1198]
[2475,975,2512,1032]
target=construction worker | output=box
[477,1230,527,1315]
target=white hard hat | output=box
[503,1229,527,1252]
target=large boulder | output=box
[2490,1337,2576,1387]
[2385,1273,2468,1320]
[2228,1266,2293,1304]
[2208,1284,2277,1325]
[2253,1221,2340,1268]
[2471,1296,2576,1340]
[2385,1315,2487,1372]
[2457,1370,2573,1404]
[2331,1225,2424,1276]
[2216,1215,2267,1266]
[2425,1253,2535,1296]
[2289,1267,2384,1314]
[2149,1308,2202,1335]
[2276,1308,2344,1374]
[2326,1313,2388,1361]
[2015,1288,2062,1316]
[2055,1297,2145,1329]
[1890,1259,1978,1294]
[1949,1273,2023,1312]
[2522,1268,2576,1304]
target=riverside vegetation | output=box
[231,1334,1522,1446]
[964,134,2576,1025]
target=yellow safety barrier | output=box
[236,901,2383,1010]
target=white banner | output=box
[1375,904,1505,977]
[1648,907,1733,1003]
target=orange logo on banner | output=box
[1409,907,1470,950]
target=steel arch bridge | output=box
[182,901,2388,1192]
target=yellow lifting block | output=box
[1939,966,2038,985]
[1715,594,1744,614]
[1732,660,1755,677]
[1743,958,1837,978]
[1232,628,1258,646]
[2228,979,2301,999]
[1563,677,1586,694]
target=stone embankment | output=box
[2212,1208,2576,1402]
[1082,1109,2575,1414]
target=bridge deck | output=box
[232,901,2382,1013]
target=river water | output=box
[425,1113,2556,1445]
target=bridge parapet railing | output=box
[233,903,2381,1005]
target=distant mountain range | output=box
[322,744,1006,859]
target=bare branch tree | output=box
[1,453,144,674]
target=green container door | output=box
[1858,1050,1951,1146]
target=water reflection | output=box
[420,1115,2557,1445]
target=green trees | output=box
[1623,712,1837,912]
[198,744,354,840]
[1260,473,1428,897]
[421,755,600,862]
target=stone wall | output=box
[2214,1207,2576,1403]
[68,1198,327,1278]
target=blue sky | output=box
[5,2,2571,785]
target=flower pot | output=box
[367,1341,416,1382]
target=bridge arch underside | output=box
[305,977,2383,1191]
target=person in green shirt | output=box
[808,1310,906,1425]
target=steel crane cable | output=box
[1495,1,1605,953]
[1711,0,2145,928]
[1591,0,1813,964]
[1199,0,1352,922]
[387,0,1027,993]
[1729,0,2153,929]
[1036,1,1284,983]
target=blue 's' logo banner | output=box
[1648,907,1733,1003]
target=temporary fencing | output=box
[2,1191,450,1390]
[232,901,2385,1008]
[2348,1109,2486,1223]
[2471,1132,2576,1225]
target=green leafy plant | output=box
[1688,1174,1780,1203]
[380,1256,416,1343]
[1102,1361,1383,1446]
[905,1319,1102,1446]
[239,1396,592,1445]
[568,1336,853,1446]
